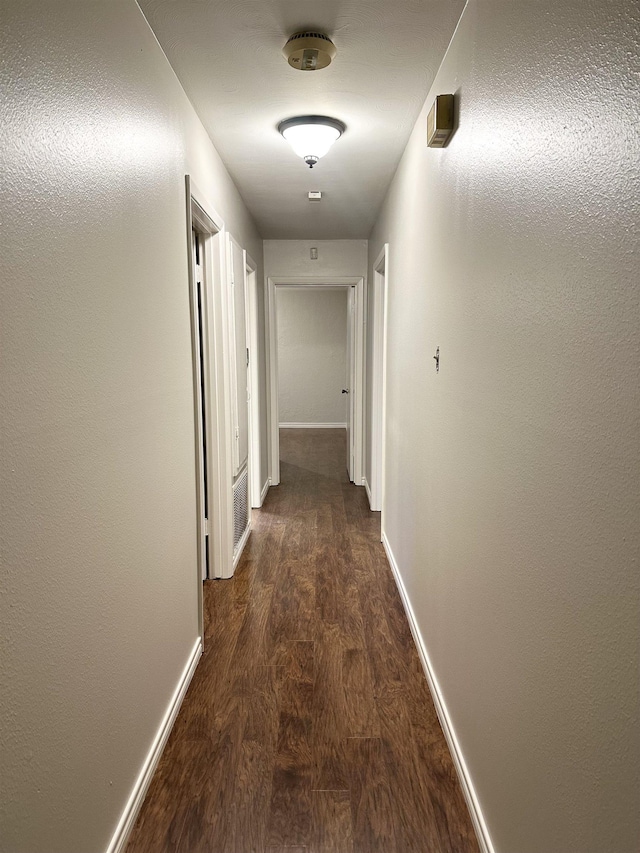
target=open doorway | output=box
[186,177,235,596]
[190,227,210,581]
[266,276,364,487]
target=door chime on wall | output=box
[279,32,345,168]
[427,95,455,147]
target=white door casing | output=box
[266,276,365,487]
[227,235,249,477]
[186,176,235,590]
[190,228,208,581]
[345,287,356,480]
[370,244,390,518]
[226,233,254,572]
[245,255,262,508]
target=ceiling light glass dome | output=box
[278,116,346,168]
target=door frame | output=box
[266,276,365,487]
[244,253,262,508]
[369,244,390,517]
[226,233,249,479]
[346,286,357,480]
[186,176,235,586]
[189,226,208,584]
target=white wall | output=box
[367,2,640,852]
[277,288,348,426]
[264,239,368,281]
[0,2,263,851]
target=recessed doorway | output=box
[266,276,365,487]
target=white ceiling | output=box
[138,0,465,239]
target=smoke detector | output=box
[283,31,337,71]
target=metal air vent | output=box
[233,467,249,553]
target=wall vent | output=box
[233,467,249,553]
[287,31,333,44]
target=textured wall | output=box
[264,239,368,281]
[368,1,640,852]
[0,1,262,851]
[277,289,348,425]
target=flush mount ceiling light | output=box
[278,116,346,168]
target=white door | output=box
[345,286,356,481]
[245,261,262,508]
[191,229,210,580]
[228,236,249,476]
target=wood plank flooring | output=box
[126,429,480,853]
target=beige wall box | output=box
[427,94,455,147]
[283,32,337,71]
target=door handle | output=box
[342,389,349,394]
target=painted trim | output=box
[186,177,229,617]
[260,477,271,506]
[233,524,251,571]
[185,183,208,602]
[363,477,373,508]
[227,233,247,478]
[381,532,494,853]
[266,278,280,485]
[369,243,389,515]
[279,422,347,429]
[245,254,262,510]
[106,638,203,853]
[266,276,365,488]
[187,177,234,581]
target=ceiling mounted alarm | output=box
[283,31,337,71]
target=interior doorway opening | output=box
[245,256,262,509]
[186,177,234,599]
[266,276,365,488]
[191,228,210,580]
[277,286,351,466]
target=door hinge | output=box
[204,517,209,536]
[196,263,202,284]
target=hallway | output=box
[125,429,479,852]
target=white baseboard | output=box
[381,532,494,853]
[279,422,346,429]
[232,523,251,571]
[363,477,373,508]
[260,477,271,505]
[106,637,202,853]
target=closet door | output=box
[227,234,249,476]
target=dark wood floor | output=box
[126,429,479,853]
